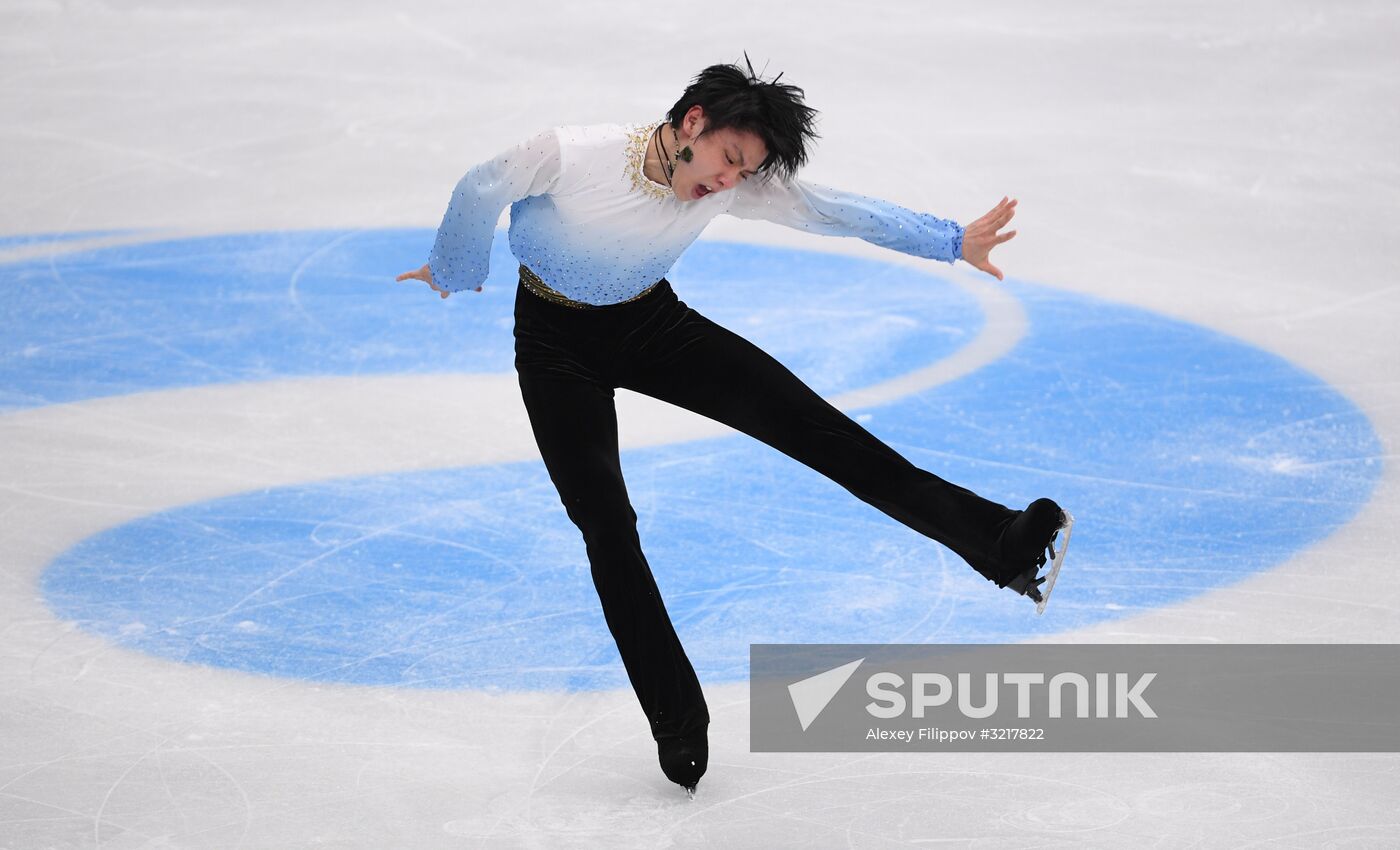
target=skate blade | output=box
[1035,510,1074,616]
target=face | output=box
[672,105,769,202]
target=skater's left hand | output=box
[961,197,1018,281]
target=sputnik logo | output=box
[787,658,865,731]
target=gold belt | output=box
[518,265,659,309]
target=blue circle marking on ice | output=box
[22,230,1383,691]
[0,232,959,411]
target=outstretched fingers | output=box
[394,263,463,298]
[962,197,1019,282]
[972,197,1017,233]
[992,199,1017,229]
[396,265,431,284]
[1001,202,1017,226]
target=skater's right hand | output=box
[396,263,480,298]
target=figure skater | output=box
[398,57,1070,796]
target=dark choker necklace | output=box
[655,124,677,187]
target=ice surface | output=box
[3,1,1398,847]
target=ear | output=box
[683,104,706,139]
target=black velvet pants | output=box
[512,270,1015,741]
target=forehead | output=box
[710,126,768,162]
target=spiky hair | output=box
[665,54,819,182]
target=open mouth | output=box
[693,183,712,200]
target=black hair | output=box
[665,54,819,182]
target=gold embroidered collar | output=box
[626,120,674,201]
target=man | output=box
[399,58,1069,795]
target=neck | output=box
[643,123,674,187]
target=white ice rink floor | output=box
[3,2,1399,847]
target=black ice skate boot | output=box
[657,728,708,798]
[995,498,1073,608]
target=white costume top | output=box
[428,121,965,305]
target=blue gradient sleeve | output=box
[428,130,562,292]
[727,177,964,265]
